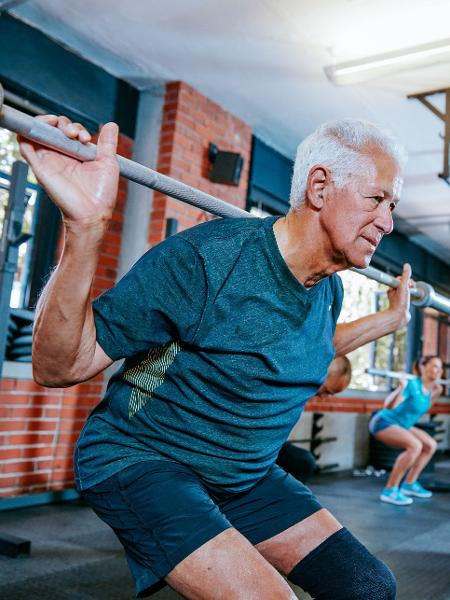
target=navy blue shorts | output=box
[81,459,322,597]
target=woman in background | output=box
[369,355,443,506]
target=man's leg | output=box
[82,460,299,599]
[166,528,297,600]
[255,507,341,571]
[256,510,396,600]
[219,464,395,600]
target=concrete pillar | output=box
[117,83,165,280]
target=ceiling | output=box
[7,0,450,264]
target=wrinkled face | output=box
[422,358,443,382]
[321,146,403,269]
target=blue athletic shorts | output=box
[369,413,398,435]
[80,458,323,597]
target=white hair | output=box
[289,118,407,209]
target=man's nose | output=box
[376,201,394,234]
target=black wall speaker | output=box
[208,143,243,186]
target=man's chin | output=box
[349,254,373,269]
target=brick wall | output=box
[149,81,252,245]
[304,395,450,415]
[0,132,132,498]
[422,311,439,356]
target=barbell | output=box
[366,367,450,385]
[0,82,449,316]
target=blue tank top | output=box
[378,378,432,429]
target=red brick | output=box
[15,380,47,393]
[51,456,73,470]
[0,393,31,404]
[43,408,60,418]
[101,243,121,257]
[57,432,80,445]
[34,459,57,471]
[0,476,18,488]
[93,276,114,290]
[17,473,50,486]
[0,379,17,391]
[60,395,82,406]
[54,445,75,459]
[60,407,91,419]
[50,470,74,484]
[0,448,22,460]
[99,255,119,269]
[22,446,54,459]
[7,406,45,419]
[26,419,59,432]
[8,433,55,445]
[29,394,62,406]
[1,461,35,474]
[103,231,122,246]
[24,484,49,495]
[0,421,27,432]
[58,419,85,432]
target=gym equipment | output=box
[366,367,450,386]
[1,82,450,315]
[0,160,31,376]
[290,413,339,472]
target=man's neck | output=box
[273,208,347,287]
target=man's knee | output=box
[357,556,396,600]
[287,527,396,600]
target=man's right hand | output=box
[18,116,120,229]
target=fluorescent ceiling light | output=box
[325,38,450,85]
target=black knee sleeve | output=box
[287,527,396,600]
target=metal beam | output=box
[409,87,450,181]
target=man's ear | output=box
[306,165,328,209]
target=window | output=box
[0,127,60,365]
[338,270,409,391]
[1,128,40,308]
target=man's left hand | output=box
[386,263,413,329]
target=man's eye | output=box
[366,196,381,209]
[389,202,396,212]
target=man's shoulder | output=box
[176,216,268,253]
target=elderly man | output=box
[20,116,409,599]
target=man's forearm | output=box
[333,309,402,356]
[32,222,106,387]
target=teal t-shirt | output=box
[378,378,432,429]
[74,216,343,492]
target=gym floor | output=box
[0,463,449,600]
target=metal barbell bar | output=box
[366,367,450,386]
[1,83,449,316]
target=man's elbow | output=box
[32,362,80,388]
